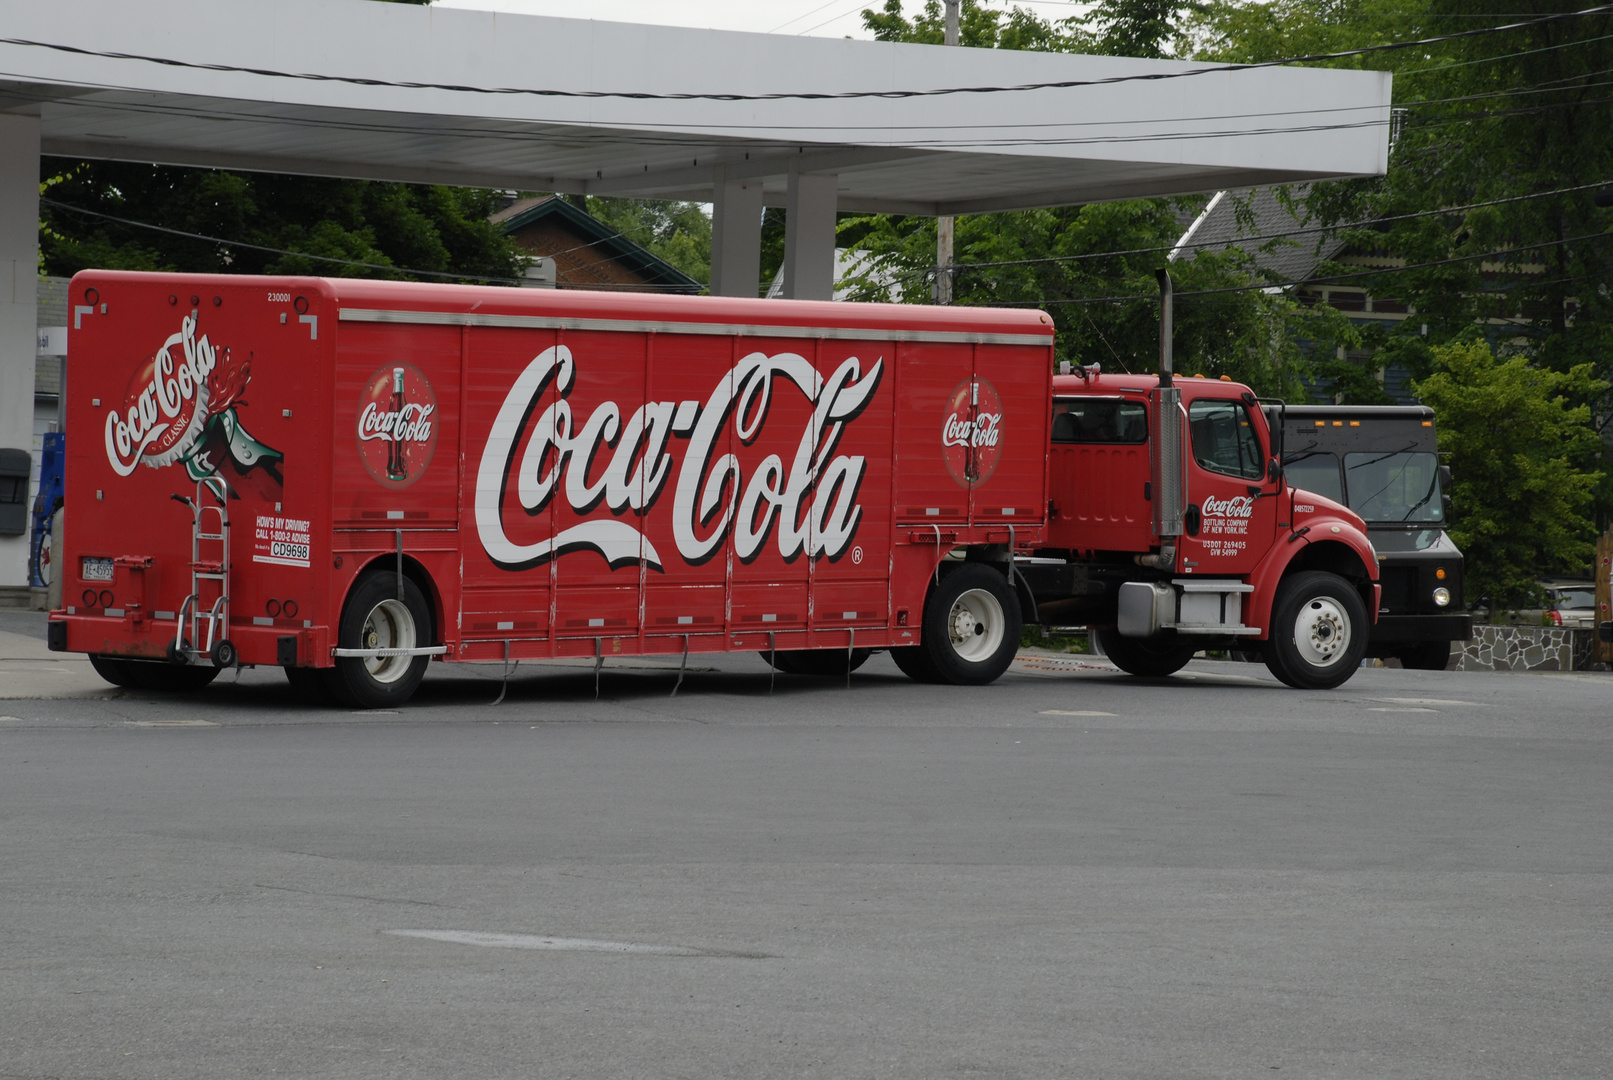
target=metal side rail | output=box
[332,645,449,659]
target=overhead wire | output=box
[1,4,1609,103]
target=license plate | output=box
[81,557,114,582]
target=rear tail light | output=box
[1548,610,1563,626]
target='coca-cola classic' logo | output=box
[357,362,438,490]
[1201,494,1255,518]
[941,377,1003,488]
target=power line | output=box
[857,180,1613,278]
[979,229,1613,307]
[3,5,1609,104]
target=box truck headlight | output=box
[1432,587,1451,607]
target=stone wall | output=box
[1455,624,1585,671]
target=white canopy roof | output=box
[0,0,1392,213]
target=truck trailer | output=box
[49,271,1379,705]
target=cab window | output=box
[1051,398,1148,444]
[1284,451,1344,503]
[1188,399,1264,480]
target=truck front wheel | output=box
[1094,628,1197,678]
[1263,571,1369,689]
[324,570,433,708]
[915,565,1021,685]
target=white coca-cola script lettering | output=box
[104,314,216,477]
[1200,494,1255,518]
[941,411,1001,449]
[474,346,884,571]
[358,401,435,444]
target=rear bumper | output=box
[1369,612,1473,645]
[48,612,331,667]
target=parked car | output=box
[1541,581,1596,629]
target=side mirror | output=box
[1267,457,1284,486]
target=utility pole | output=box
[934,0,959,305]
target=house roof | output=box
[1173,186,1346,284]
[493,196,703,293]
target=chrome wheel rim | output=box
[1293,595,1350,667]
[361,598,416,684]
[946,588,1004,664]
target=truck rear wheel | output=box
[916,564,1021,685]
[88,654,139,688]
[1399,640,1453,671]
[762,648,873,676]
[324,570,433,709]
[1094,628,1197,678]
[1263,571,1369,690]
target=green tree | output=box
[850,1,1315,393]
[1414,339,1605,607]
[585,197,712,285]
[40,160,524,284]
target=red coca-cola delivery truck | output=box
[49,270,1379,706]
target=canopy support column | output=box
[0,113,40,588]
[709,171,764,298]
[781,170,837,301]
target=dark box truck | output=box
[1276,404,1470,670]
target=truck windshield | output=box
[1051,399,1147,443]
[1188,399,1265,480]
[1284,452,1344,503]
[1344,451,1443,522]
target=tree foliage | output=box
[1414,340,1605,606]
[40,160,524,284]
[584,197,712,285]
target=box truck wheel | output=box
[1263,571,1369,689]
[90,654,220,691]
[762,649,873,676]
[918,565,1021,685]
[1398,640,1452,671]
[324,570,432,708]
[1093,628,1197,678]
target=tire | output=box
[1399,640,1453,672]
[1262,571,1369,690]
[1094,627,1198,678]
[890,644,941,683]
[323,570,433,709]
[284,665,335,705]
[762,648,873,676]
[917,564,1022,685]
[89,654,139,688]
[121,658,221,691]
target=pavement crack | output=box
[254,882,451,908]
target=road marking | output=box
[0,716,23,722]
[1039,709,1115,717]
[1367,707,1438,713]
[126,719,217,727]
[386,929,710,955]
[1368,697,1483,707]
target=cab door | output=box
[1176,391,1278,577]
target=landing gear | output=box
[1263,571,1369,690]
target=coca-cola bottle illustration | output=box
[387,367,408,482]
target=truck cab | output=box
[1019,366,1380,689]
[1275,405,1469,670]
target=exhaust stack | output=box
[1149,269,1184,547]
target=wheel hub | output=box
[945,588,1004,664]
[1294,596,1350,667]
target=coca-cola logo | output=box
[357,362,438,490]
[1201,494,1255,518]
[103,313,251,477]
[941,377,1004,488]
[474,346,883,571]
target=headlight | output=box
[1432,587,1450,607]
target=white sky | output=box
[432,0,1092,40]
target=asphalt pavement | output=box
[2,609,1609,1079]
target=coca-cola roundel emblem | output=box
[357,362,438,489]
[940,377,1004,488]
